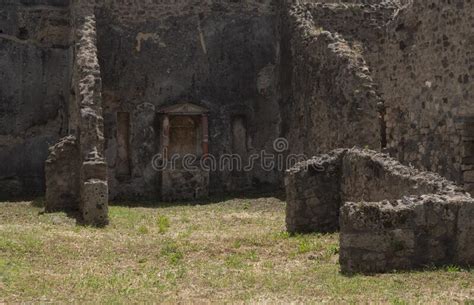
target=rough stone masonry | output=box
[0,0,472,228]
[286,148,474,273]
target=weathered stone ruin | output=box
[281,0,474,272]
[281,0,474,188]
[45,1,108,225]
[286,149,474,273]
[0,0,472,232]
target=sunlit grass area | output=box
[1,196,473,303]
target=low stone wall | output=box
[341,194,474,273]
[286,150,344,233]
[285,148,474,273]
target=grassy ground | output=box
[0,196,473,304]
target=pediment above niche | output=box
[158,103,209,115]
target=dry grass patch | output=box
[1,197,473,303]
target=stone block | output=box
[82,160,108,181]
[456,202,474,265]
[82,179,109,226]
[462,141,474,157]
[463,170,474,183]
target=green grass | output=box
[156,214,170,234]
[0,197,473,303]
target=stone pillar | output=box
[202,114,209,159]
[75,8,108,226]
[162,115,170,159]
[45,1,109,226]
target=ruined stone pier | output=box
[45,0,108,226]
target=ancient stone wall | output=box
[340,149,447,202]
[286,148,449,233]
[286,148,474,273]
[161,169,210,201]
[366,0,474,186]
[279,2,381,157]
[341,194,474,274]
[0,0,72,198]
[1,0,472,202]
[282,0,473,193]
[95,0,282,199]
[285,150,344,233]
[305,1,397,42]
[99,0,274,24]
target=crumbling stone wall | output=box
[0,0,72,198]
[285,150,344,233]
[286,148,474,273]
[279,1,382,157]
[341,194,474,274]
[282,0,473,194]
